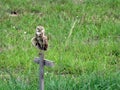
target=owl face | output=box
[36,26,45,37]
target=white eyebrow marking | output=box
[36,32,41,35]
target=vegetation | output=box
[0,0,120,90]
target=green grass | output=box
[0,0,120,90]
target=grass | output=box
[0,0,120,90]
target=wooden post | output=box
[39,52,44,90]
[34,51,54,90]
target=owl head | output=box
[36,26,45,37]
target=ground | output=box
[0,0,120,90]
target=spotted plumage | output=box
[31,26,48,51]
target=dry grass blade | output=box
[65,17,78,47]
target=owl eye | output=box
[36,29,40,32]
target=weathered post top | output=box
[34,56,54,67]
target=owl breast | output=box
[36,37,48,51]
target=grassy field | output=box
[0,0,120,90]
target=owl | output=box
[31,26,48,51]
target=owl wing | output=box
[31,37,40,49]
[43,36,48,50]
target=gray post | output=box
[34,51,54,90]
[39,52,44,90]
